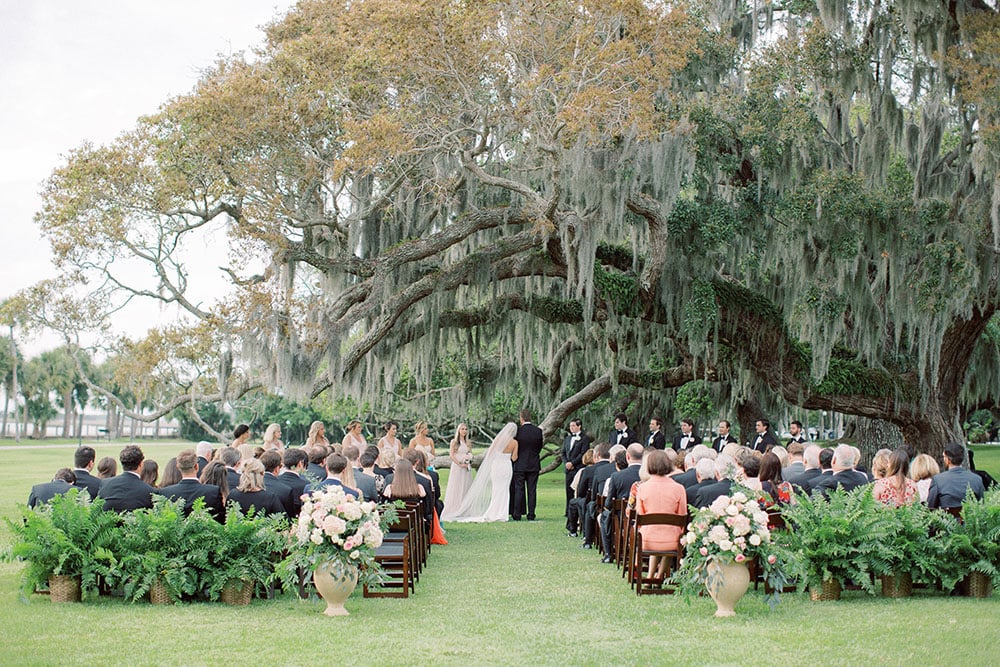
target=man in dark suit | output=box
[311,453,360,498]
[561,418,590,517]
[801,447,834,494]
[811,445,870,498]
[711,420,738,453]
[672,418,701,452]
[195,441,214,476]
[581,443,614,548]
[645,417,667,450]
[306,446,328,483]
[927,442,986,508]
[343,443,378,502]
[600,443,644,563]
[510,409,544,521]
[158,449,225,521]
[98,445,156,512]
[279,448,309,516]
[686,459,718,508]
[694,455,737,509]
[220,447,242,490]
[567,445,600,537]
[782,441,806,480]
[28,468,77,508]
[260,450,297,519]
[72,446,102,499]
[609,413,637,447]
[750,419,779,453]
[671,446,706,489]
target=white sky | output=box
[0,0,296,354]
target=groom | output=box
[509,409,543,521]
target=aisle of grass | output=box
[1,444,998,665]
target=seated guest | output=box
[404,449,441,519]
[311,453,360,498]
[306,445,329,482]
[870,449,892,480]
[800,447,834,494]
[770,446,789,470]
[260,450,296,519]
[672,445,714,489]
[383,458,427,501]
[28,468,77,508]
[228,458,285,517]
[686,459,718,509]
[199,461,230,503]
[600,443,644,563]
[927,442,985,508]
[195,441,214,475]
[909,454,940,503]
[159,457,182,488]
[781,442,806,483]
[372,447,397,495]
[278,448,309,516]
[739,453,762,491]
[140,459,159,487]
[219,447,242,490]
[694,454,738,509]
[811,444,870,498]
[634,449,687,580]
[159,449,225,521]
[759,453,794,509]
[584,444,618,549]
[96,456,117,480]
[786,444,820,491]
[567,449,596,537]
[72,446,102,499]
[343,443,377,502]
[872,449,918,507]
[97,446,156,512]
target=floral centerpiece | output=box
[278,486,396,614]
[672,490,788,613]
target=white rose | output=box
[749,533,761,546]
[719,539,733,551]
[732,492,748,503]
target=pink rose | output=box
[767,554,777,564]
[699,547,708,556]
[735,553,746,562]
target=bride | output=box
[440,422,517,522]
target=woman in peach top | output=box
[634,449,688,579]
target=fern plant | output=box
[205,503,287,601]
[866,500,943,586]
[937,487,1000,590]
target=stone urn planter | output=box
[313,559,359,616]
[706,559,750,617]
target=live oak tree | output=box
[28,0,1000,456]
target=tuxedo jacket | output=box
[750,431,779,453]
[73,469,102,499]
[28,480,75,508]
[927,467,986,508]
[609,428,637,446]
[589,460,616,502]
[513,423,543,473]
[646,431,667,450]
[98,472,156,513]
[787,435,807,446]
[228,488,285,517]
[158,478,225,521]
[562,433,590,473]
[264,472,297,519]
[671,468,698,489]
[811,469,870,498]
[711,434,738,453]
[604,464,641,510]
[672,433,701,452]
[278,471,309,516]
[694,479,733,509]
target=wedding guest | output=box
[693,454,738,509]
[199,461,230,503]
[305,421,330,449]
[672,445,714,488]
[195,441,213,475]
[800,447,835,494]
[159,457,182,488]
[360,447,384,496]
[278,448,309,516]
[740,452,763,491]
[787,444,822,491]
[872,450,918,507]
[232,424,251,448]
[343,443,378,501]
[220,447,242,490]
[96,456,117,479]
[404,449,441,519]
[634,449,687,580]
[759,452,793,508]
[311,453,360,498]
[566,448,595,537]
[262,423,284,452]
[770,445,789,470]
[237,444,257,467]
[600,443,644,563]
[870,449,892,480]
[97,446,155,512]
[340,420,366,449]
[140,459,159,487]
[28,468,76,508]
[909,454,940,503]
[408,420,437,468]
[260,450,296,518]
[72,446,102,499]
[306,445,329,481]
[686,459,718,508]
[383,458,426,501]
[782,442,806,482]
[811,445,870,498]
[373,447,397,497]
[581,443,614,549]
[378,421,404,459]
[158,449,225,521]
[228,458,285,517]
[927,443,985,508]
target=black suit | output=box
[811,469,870,498]
[561,432,590,514]
[264,472,297,520]
[28,480,75,508]
[226,468,242,492]
[687,479,716,508]
[694,479,733,509]
[646,431,667,450]
[228,488,285,517]
[601,464,641,558]
[305,462,327,484]
[801,469,832,494]
[750,431,779,453]
[672,432,701,452]
[510,422,543,520]
[711,434,738,453]
[98,471,156,513]
[609,428,637,446]
[671,468,698,489]
[353,468,378,503]
[567,464,595,534]
[73,468,102,499]
[584,460,616,546]
[158,478,225,521]
[196,456,209,476]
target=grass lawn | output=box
[0,441,998,665]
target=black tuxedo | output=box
[801,469,832,494]
[264,472,297,520]
[158,478,225,521]
[671,468,699,489]
[561,432,590,514]
[694,479,733,509]
[787,467,821,493]
[98,471,156,513]
[311,477,361,499]
[353,468,378,503]
[601,464,641,558]
[811,469,870,498]
[645,431,666,450]
[278,471,309,508]
[750,431,779,453]
[672,432,701,452]
[73,468,102,499]
[609,428,637,446]
[584,460,616,547]
[711,434,738,453]
[28,480,75,508]
[510,422,543,520]
[567,463,595,533]
[226,467,242,492]
[787,435,807,446]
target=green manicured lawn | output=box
[1,442,997,665]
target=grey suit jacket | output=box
[927,467,985,508]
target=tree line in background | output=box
[4,0,1000,456]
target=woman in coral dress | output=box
[634,449,687,579]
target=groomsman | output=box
[609,413,637,446]
[711,420,738,452]
[750,419,779,453]
[645,417,666,450]
[561,419,590,516]
[672,418,700,452]
[787,420,807,446]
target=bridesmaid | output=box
[441,423,474,518]
[377,421,403,459]
[341,419,366,450]
[408,421,437,468]
[306,421,331,449]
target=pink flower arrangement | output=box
[290,486,391,572]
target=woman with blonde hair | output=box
[871,449,892,480]
[872,449,918,506]
[909,453,941,503]
[341,420,365,449]
[408,420,437,468]
[262,423,284,451]
[442,423,474,518]
[228,459,284,516]
[306,420,330,448]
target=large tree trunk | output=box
[854,417,905,470]
[736,399,765,448]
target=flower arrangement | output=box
[278,486,396,588]
[672,490,788,605]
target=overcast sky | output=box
[0,0,295,353]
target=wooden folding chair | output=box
[631,512,688,595]
[364,514,413,598]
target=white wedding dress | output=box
[440,423,515,523]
